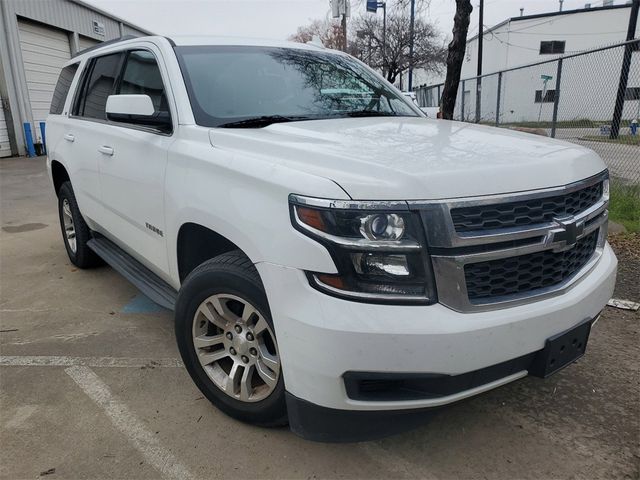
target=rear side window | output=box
[75,52,124,119]
[118,50,168,113]
[50,63,79,115]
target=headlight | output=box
[359,213,405,240]
[289,195,437,304]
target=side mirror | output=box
[106,94,171,133]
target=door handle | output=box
[63,134,75,142]
[98,145,114,156]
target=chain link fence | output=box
[415,40,640,187]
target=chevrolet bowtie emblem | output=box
[550,216,585,251]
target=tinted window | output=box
[624,87,640,100]
[534,89,556,103]
[539,41,565,54]
[76,52,123,119]
[175,46,419,127]
[118,50,168,113]
[50,63,79,115]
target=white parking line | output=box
[0,355,182,368]
[65,365,195,480]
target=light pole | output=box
[366,0,387,77]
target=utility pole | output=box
[474,0,484,123]
[408,0,416,91]
[559,0,564,12]
[332,0,350,52]
[610,0,639,139]
[341,13,348,51]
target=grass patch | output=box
[582,135,640,146]
[609,183,640,233]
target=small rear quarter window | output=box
[50,63,79,115]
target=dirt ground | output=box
[1,156,638,479]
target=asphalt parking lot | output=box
[1,156,638,479]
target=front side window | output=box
[50,63,79,115]
[118,50,168,113]
[175,46,420,128]
[75,52,124,119]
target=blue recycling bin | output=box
[630,121,638,136]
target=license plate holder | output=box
[529,318,592,378]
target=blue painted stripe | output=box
[121,293,167,314]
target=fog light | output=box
[352,253,410,276]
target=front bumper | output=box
[256,243,616,437]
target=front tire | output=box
[175,251,287,426]
[57,181,101,268]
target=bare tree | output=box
[394,0,430,12]
[440,0,472,119]
[289,19,344,51]
[350,11,445,85]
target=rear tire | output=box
[175,250,287,427]
[57,181,101,268]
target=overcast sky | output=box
[83,0,619,42]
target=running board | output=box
[87,236,177,310]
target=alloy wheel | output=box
[62,198,77,253]
[192,293,280,402]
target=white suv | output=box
[46,36,617,441]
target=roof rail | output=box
[72,34,141,57]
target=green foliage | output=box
[610,183,640,233]
[583,135,640,146]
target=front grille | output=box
[451,182,603,232]
[464,230,599,301]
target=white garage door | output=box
[0,101,11,157]
[78,35,101,53]
[18,19,71,142]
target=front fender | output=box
[165,134,349,288]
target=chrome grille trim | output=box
[410,171,609,249]
[413,171,609,313]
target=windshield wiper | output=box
[218,115,310,128]
[342,110,408,118]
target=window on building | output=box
[624,87,640,100]
[74,52,124,119]
[50,63,79,115]
[539,41,565,54]
[535,89,556,103]
[117,50,168,113]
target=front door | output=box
[96,48,175,279]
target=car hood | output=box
[210,117,606,200]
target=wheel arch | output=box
[50,160,70,196]
[176,222,255,283]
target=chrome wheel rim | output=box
[62,198,77,253]
[192,294,280,403]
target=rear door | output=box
[66,51,125,226]
[94,46,175,279]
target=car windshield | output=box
[175,45,421,128]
